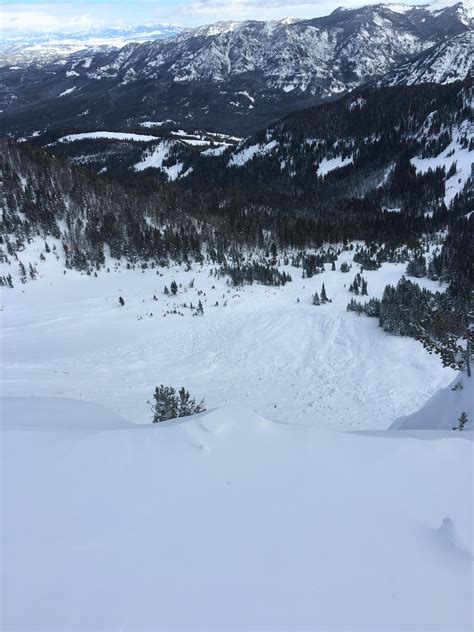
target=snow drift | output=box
[391,373,473,431]
[2,396,473,630]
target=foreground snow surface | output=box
[1,397,473,630]
[0,253,456,429]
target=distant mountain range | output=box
[0,1,471,137]
[0,24,183,66]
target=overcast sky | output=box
[3,0,434,32]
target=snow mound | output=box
[391,373,473,430]
[194,405,271,433]
[0,396,133,431]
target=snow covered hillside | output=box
[0,248,456,429]
[2,395,473,630]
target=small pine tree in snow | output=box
[151,385,178,422]
[170,281,178,295]
[361,278,368,296]
[351,276,359,295]
[151,385,205,423]
[453,412,468,431]
[119,296,125,306]
[178,387,205,417]
[446,162,457,179]
[321,284,328,303]
[312,291,320,306]
[164,285,169,295]
[19,262,27,284]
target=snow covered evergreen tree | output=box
[151,385,205,422]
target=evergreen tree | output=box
[406,256,427,278]
[151,384,205,422]
[151,385,179,422]
[351,276,359,295]
[19,262,27,284]
[178,387,206,417]
[119,296,125,306]
[453,412,468,431]
[312,291,320,306]
[321,284,328,303]
[170,281,178,295]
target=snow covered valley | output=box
[1,253,473,630]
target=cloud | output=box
[171,0,351,21]
[2,4,100,32]
[148,0,429,24]
[1,2,136,33]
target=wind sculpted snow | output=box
[2,397,473,630]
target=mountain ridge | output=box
[0,1,471,137]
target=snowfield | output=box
[317,154,354,176]
[229,140,279,167]
[55,131,160,143]
[411,121,474,205]
[0,249,456,429]
[2,396,473,630]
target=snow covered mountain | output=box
[0,1,471,137]
[381,30,473,85]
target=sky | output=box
[2,0,436,32]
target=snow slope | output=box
[1,396,132,430]
[0,248,455,429]
[392,372,474,430]
[2,396,473,630]
[317,154,354,176]
[133,140,184,180]
[411,121,474,205]
[229,140,279,167]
